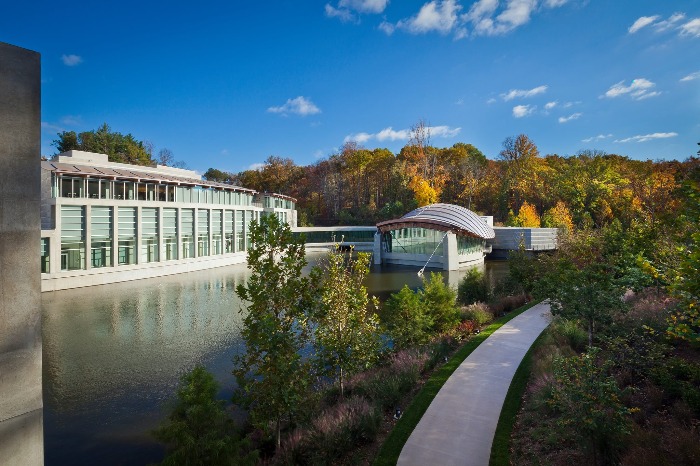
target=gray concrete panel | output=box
[0,41,43,462]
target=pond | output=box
[42,254,508,465]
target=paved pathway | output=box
[398,302,551,466]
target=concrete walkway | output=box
[398,302,552,466]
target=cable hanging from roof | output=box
[417,230,448,278]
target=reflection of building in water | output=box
[374,203,496,271]
[41,267,249,408]
[40,150,297,291]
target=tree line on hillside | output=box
[205,129,699,229]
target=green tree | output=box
[549,348,635,465]
[457,268,490,305]
[233,214,313,451]
[52,123,154,166]
[421,272,460,333]
[383,285,434,349]
[154,366,257,466]
[310,248,381,397]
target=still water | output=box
[42,253,508,465]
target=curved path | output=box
[398,302,552,466]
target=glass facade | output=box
[235,210,245,252]
[383,228,445,256]
[142,208,159,263]
[118,207,137,265]
[163,208,178,261]
[41,237,50,273]
[212,209,223,255]
[181,208,195,259]
[224,210,234,253]
[61,205,85,270]
[91,206,113,268]
[197,209,210,257]
[457,235,484,256]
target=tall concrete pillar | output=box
[0,42,44,464]
[443,232,459,271]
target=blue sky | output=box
[3,0,699,174]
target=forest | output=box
[204,130,698,231]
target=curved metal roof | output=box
[376,203,495,239]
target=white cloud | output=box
[512,104,535,118]
[544,101,558,110]
[558,112,582,123]
[628,15,659,34]
[59,115,82,126]
[465,0,566,36]
[602,78,659,100]
[681,71,700,82]
[679,18,700,38]
[41,121,64,133]
[267,96,321,116]
[248,162,266,171]
[654,12,685,32]
[614,132,678,143]
[582,134,613,143]
[344,124,460,143]
[396,0,462,35]
[501,85,548,101]
[378,20,395,35]
[325,0,389,22]
[61,54,82,66]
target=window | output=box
[212,209,223,255]
[181,208,195,258]
[163,208,178,260]
[41,238,50,273]
[61,205,85,270]
[118,207,137,265]
[235,210,244,252]
[91,206,113,268]
[224,210,234,253]
[141,208,159,263]
[197,209,210,256]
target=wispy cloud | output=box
[582,134,613,143]
[680,70,700,82]
[544,101,558,110]
[395,0,463,36]
[501,85,548,101]
[558,112,581,123]
[627,12,699,39]
[614,132,678,143]
[628,15,659,34]
[248,162,266,171]
[601,78,659,100]
[41,121,64,133]
[679,18,700,38]
[61,54,82,66]
[60,115,82,126]
[267,96,321,116]
[344,124,461,143]
[512,104,535,118]
[326,0,389,22]
[465,0,569,37]
[378,20,395,34]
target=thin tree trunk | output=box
[339,367,344,398]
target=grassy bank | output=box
[373,300,540,466]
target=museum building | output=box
[40,150,297,291]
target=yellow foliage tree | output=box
[542,201,574,233]
[409,175,439,207]
[515,201,541,227]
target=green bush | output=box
[551,318,588,353]
[382,285,433,349]
[457,268,490,305]
[422,272,460,333]
[460,302,493,326]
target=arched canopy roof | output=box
[376,203,495,239]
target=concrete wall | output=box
[0,42,44,464]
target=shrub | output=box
[551,318,588,353]
[422,272,460,333]
[490,294,529,316]
[383,285,433,349]
[460,302,493,326]
[456,320,478,339]
[458,268,490,305]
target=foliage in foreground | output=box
[233,214,314,451]
[153,366,257,466]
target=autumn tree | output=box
[542,200,574,232]
[498,134,541,214]
[233,214,313,451]
[310,248,381,397]
[508,201,541,227]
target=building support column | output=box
[0,41,44,465]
